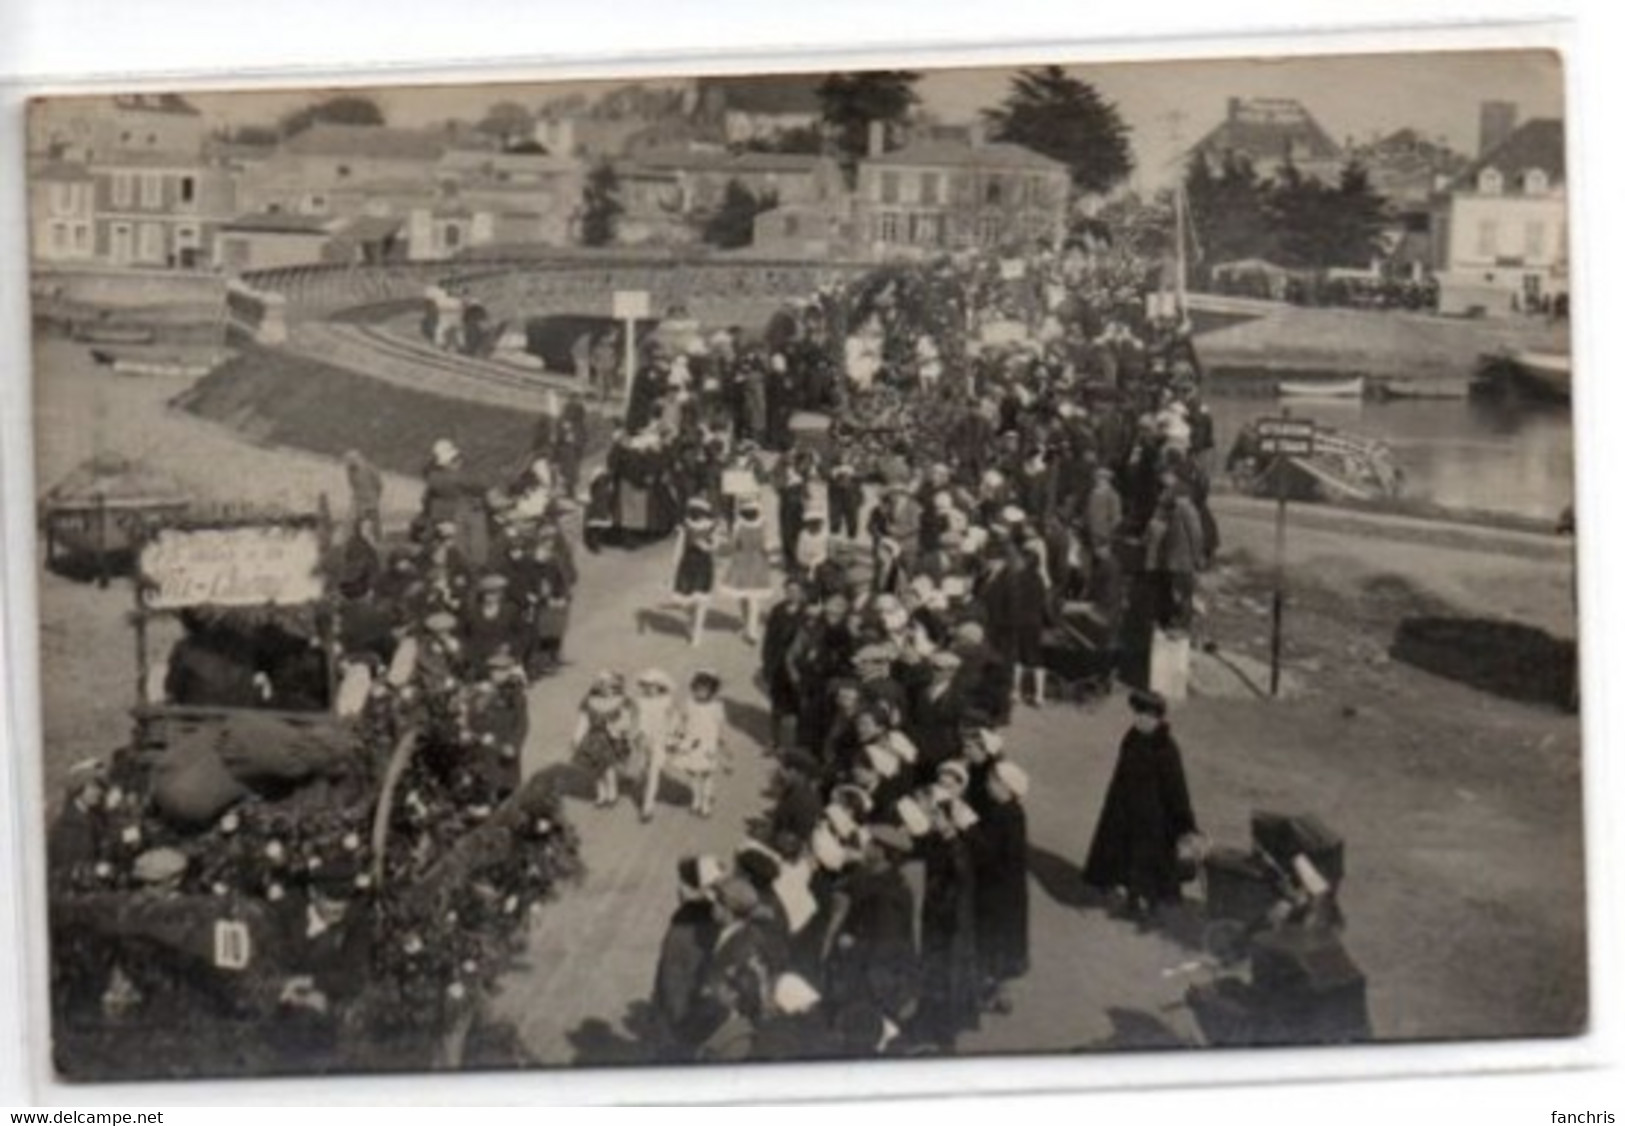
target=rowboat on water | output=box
[1507,349,1571,400]
[1370,378,1470,401]
[90,346,220,379]
[1277,376,1366,400]
[75,325,155,346]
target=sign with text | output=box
[139,524,324,610]
[612,289,651,321]
[1257,416,1317,457]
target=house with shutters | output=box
[1429,118,1567,315]
[851,132,1070,259]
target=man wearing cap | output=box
[909,648,966,774]
[788,592,857,755]
[853,642,909,729]
[652,856,724,1061]
[1080,689,1198,925]
[462,573,525,674]
[692,877,777,1061]
[421,438,491,568]
[274,854,374,1069]
[761,576,810,752]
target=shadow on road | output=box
[565,1000,668,1067]
[1390,615,1577,710]
[1026,844,1099,910]
[1087,1005,1196,1050]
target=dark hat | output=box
[690,669,722,693]
[1129,688,1168,718]
[735,845,782,887]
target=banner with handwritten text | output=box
[139,525,323,610]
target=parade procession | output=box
[24,58,1582,1083]
[37,236,1374,1075]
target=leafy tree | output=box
[580,161,623,247]
[1184,151,1275,273]
[226,124,281,146]
[817,70,920,181]
[278,95,386,137]
[983,66,1133,195]
[738,124,825,156]
[476,101,536,149]
[700,180,778,249]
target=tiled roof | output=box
[223,212,334,235]
[864,139,1067,172]
[634,146,826,174]
[1193,99,1342,167]
[283,124,445,162]
[1457,118,1565,190]
[111,94,201,117]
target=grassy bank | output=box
[1195,301,1569,380]
[176,346,612,484]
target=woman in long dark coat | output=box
[912,807,981,1050]
[972,761,1030,1008]
[1080,689,1197,920]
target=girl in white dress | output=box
[665,671,728,817]
[633,668,678,823]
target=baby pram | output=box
[1039,600,1119,702]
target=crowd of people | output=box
[555,239,1223,1060]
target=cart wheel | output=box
[1203,919,1249,965]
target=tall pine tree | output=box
[983,66,1133,195]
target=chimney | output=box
[867,119,887,158]
[1227,97,1242,122]
[1479,101,1517,157]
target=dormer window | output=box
[1478,167,1503,194]
[1524,169,1549,195]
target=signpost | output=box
[1255,413,1317,696]
[612,289,650,420]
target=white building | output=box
[1431,118,1567,315]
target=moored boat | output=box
[1277,376,1366,400]
[1507,349,1571,401]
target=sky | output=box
[70,48,1564,189]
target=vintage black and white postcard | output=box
[19,44,1582,1085]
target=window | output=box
[112,171,134,208]
[783,214,801,238]
[1524,169,1549,195]
[73,223,90,251]
[1477,168,1503,195]
[337,165,351,179]
[977,215,1002,246]
[880,171,900,204]
[138,222,164,263]
[877,212,901,243]
[179,176,195,204]
[139,172,163,209]
[920,172,941,206]
[49,183,71,216]
[1524,221,1546,259]
[120,131,131,144]
[443,223,462,250]
[48,222,68,254]
[985,177,1003,204]
[1475,218,1498,258]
